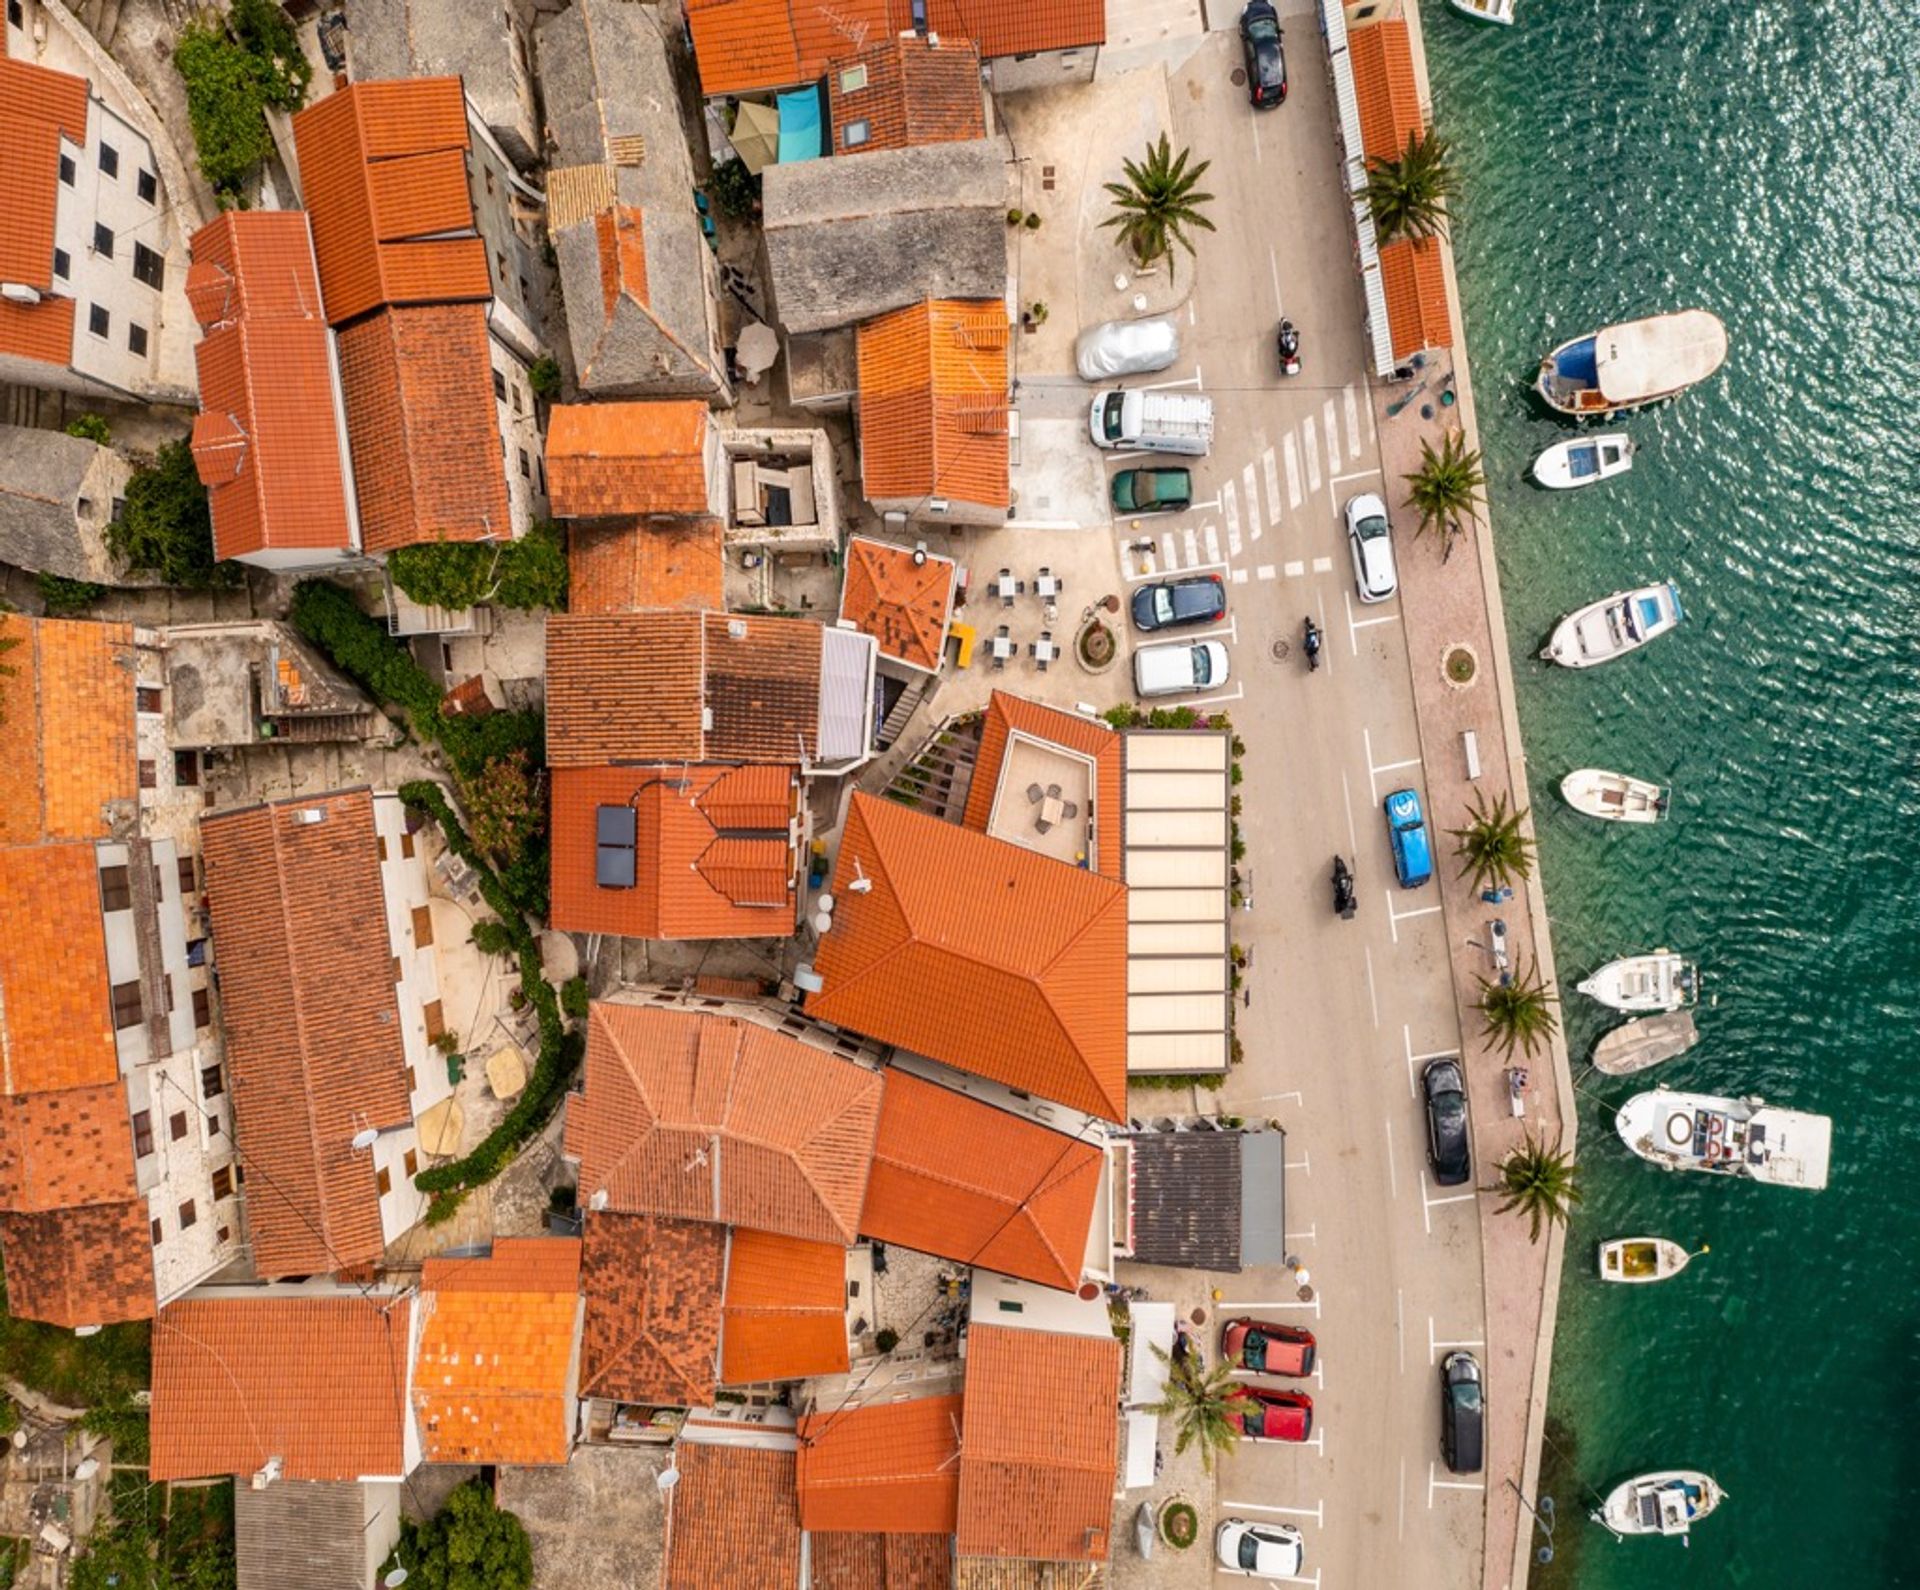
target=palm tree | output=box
[1490,1131,1582,1243]
[1477,959,1558,1059]
[1143,1342,1249,1474]
[1364,126,1458,243]
[1403,431,1486,550]
[1449,790,1536,895]
[1101,135,1217,281]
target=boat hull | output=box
[1594,1471,1724,1536]
[1597,1237,1691,1284]
[1532,434,1634,488]
[1576,953,1695,1012]
[1560,768,1667,823]
[1592,1011,1700,1075]
[1540,583,1683,668]
[1536,311,1729,418]
[1447,0,1514,22]
[1614,1089,1833,1189]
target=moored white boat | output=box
[1578,951,1696,1012]
[1593,1470,1726,1537]
[1614,1089,1832,1190]
[1592,1011,1700,1075]
[1597,1236,1694,1284]
[1537,310,1728,417]
[1447,0,1514,23]
[1540,582,1683,668]
[1533,434,1633,489]
[1561,768,1668,823]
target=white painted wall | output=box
[490,332,546,538]
[57,97,165,397]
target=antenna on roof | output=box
[351,1124,380,1153]
[383,1572,410,1589]
[847,859,872,895]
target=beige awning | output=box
[731,100,780,176]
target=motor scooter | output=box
[1331,855,1357,919]
[1278,318,1302,378]
[1302,614,1321,672]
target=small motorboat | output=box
[1592,1010,1700,1075]
[1592,1470,1726,1538]
[1577,951,1696,1012]
[1614,1089,1832,1190]
[1533,434,1633,489]
[1540,582,1683,668]
[1447,0,1514,23]
[1537,310,1728,418]
[1597,1236,1696,1284]
[1560,768,1669,823]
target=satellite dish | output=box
[351,1128,380,1152]
[656,1466,680,1493]
[812,912,832,934]
[384,1570,410,1587]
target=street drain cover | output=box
[1270,639,1290,662]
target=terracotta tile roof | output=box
[1349,17,1424,164]
[827,35,985,156]
[0,56,89,292]
[857,300,1009,510]
[546,402,711,518]
[962,692,1124,882]
[720,1228,848,1383]
[545,612,825,766]
[838,537,955,673]
[564,1003,882,1242]
[812,1532,954,1589]
[595,204,648,313]
[663,1440,802,1589]
[0,1202,154,1327]
[956,1324,1121,1562]
[0,846,118,1096]
[548,763,799,941]
[568,518,726,614]
[199,791,413,1278]
[188,211,356,561]
[886,0,1103,58]
[0,293,75,366]
[685,0,888,96]
[0,1085,139,1212]
[858,1072,1100,1290]
[152,1295,414,1481]
[336,302,510,553]
[955,1560,1110,1589]
[0,614,138,847]
[797,1394,962,1533]
[1379,234,1453,358]
[807,795,1129,1120]
[291,77,491,326]
[414,1238,582,1466]
[578,1212,723,1405]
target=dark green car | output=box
[1111,467,1192,514]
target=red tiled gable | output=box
[811,1532,954,1589]
[886,0,1103,58]
[858,1072,1100,1290]
[1379,234,1453,358]
[0,292,75,366]
[0,1202,153,1328]
[0,56,89,292]
[807,795,1128,1120]
[151,1295,413,1481]
[1349,18,1424,165]
[838,537,954,673]
[595,204,648,314]
[720,1228,848,1383]
[564,1003,882,1243]
[827,35,985,156]
[0,1085,139,1213]
[549,763,799,941]
[797,1394,962,1533]
[857,300,1009,510]
[568,518,726,614]
[956,1324,1121,1562]
[546,402,711,518]
[579,1212,724,1405]
[0,846,118,1096]
[962,691,1124,882]
[664,1440,802,1588]
[685,0,888,96]
[0,614,138,848]
[199,791,412,1278]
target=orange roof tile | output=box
[414,1238,582,1466]
[663,1441,802,1589]
[720,1228,848,1383]
[0,293,75,366]
[188,211,355,561]
[1379,234,1453,358]
[546,402,711,518]
[0,847,118,1096]
[568,518,726,614]
[827,35,985,156]
[0,1202,154,1328]
[1349,18,1424,165]
[151,1295,414,1481]
[0,1084,139,1212]
[858,1072,1100,1290]
[807,795,1128,1120]
[549,763,799,940]
[564,1003,882,1243]
[838,538,954,673]
[0,614,138,847]
[0,57,89,291]
[579,1212,724,1405]
[962,692,1124,882]
[596,204,648,314]
[886,0,1103,59]
[797,1394,962,1533]
[685,0,888,96]
[857,300,1009,510]
[199,791,413,1278]
[956,1324,1121,1562]
[811,1532,954,1589]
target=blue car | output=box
[1384,788,1432,889]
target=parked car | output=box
[1383,787,1432,888]
[1131,574,1225,633]
[1221,1318,1316,1377]
[1089,389,1215,456]
[1239,0,1287,108]
[1075,317,1180,381]
[1344,491,1397,603]
[1134,638,1229,698]
[1422,1058,1472,1186]
[1216,1519,1305,1579]
[1440,1351,1485,1474]
[1236,1386,1313,1442]
[1112,467,1193,515]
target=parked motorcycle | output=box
[1302,614,1322,672]
[1332,855,1357,919]
[1278,318,1302,377]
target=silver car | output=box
[1075,316,1179,381]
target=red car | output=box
[1221,1318,1317,1377]
[1236,1386,1314,1442]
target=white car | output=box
[1217,1518,1306,1578]
[1074,316,1179,381]
[1134,638,1229,698]
[1344,490,1397,603]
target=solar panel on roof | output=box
[596,804,636,846]
[596,803,637,888]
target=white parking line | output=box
[1283,559,1304,577]
[1284,433,1303,508]
[1269,246,1283,316]
[1404,1028,1457,1098]
[1330,467,1383,486]
[1188,685,1244,707]
[1322,399,1340,479]
[1383,1117,1398,1198]
[1283,1224,1315,1243]
[1252,1090,1304,1105]
[1183,525,1200,566]
[1256,563,1276,580]
[1231,568,1249,584]
[1343,384,1363,459]
[1143,373,1203,391]
[1430,1462,1486,1507]
[1421,1176,1477,1236]
[1205,524,1221,564]
[1399,1455,1407,1538]
[1363,944,1378,1028]
[1388,900,1443,945]
[1286,1151,1310,1176]
[1372,756,1422,777]
[1223,479,1240,546]
[1187,495,1222,513]
[1427,1317,1486,1366]
[1303,417,1323,494]
[1262,449,1282,528]
[1242,463,1258,538]
[1312,555,1333,573]
[1340,768,1359,854]
[1222,1500,1324,1527]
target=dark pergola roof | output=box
[1126,1126,1286,1272]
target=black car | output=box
[1240,0,1287,108]
[1422,1057,1471,1186]
[1131,575,1228,633]
[1440,1351,1484,1474]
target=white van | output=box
[1089,389,1214,456]
[1134,639,1230,697]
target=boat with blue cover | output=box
[1538,310,1727,417]
[1540,582,1683,668]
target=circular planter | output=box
[1443,643,1480,690]
[1076,617,1119,674]
[1160,1499,1199,1550]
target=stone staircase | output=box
[874,671,933,750]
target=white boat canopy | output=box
[1596,311,1728,404]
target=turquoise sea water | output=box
[1425,3,1920,1585]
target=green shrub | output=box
[709,157,759,219]
[108,440,236,589]
[174,20,276,199]
[560,975,589,1020]
[874,1328,900,1353]
[527,356,562,401]
[386,519,568,613]
[228,0,310,111]
[37,573,105,615]
[471,919,516,956]
[64,414,111,445]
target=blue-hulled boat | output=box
[1537,310,1727,417]
[1540,582,1683,668]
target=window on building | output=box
[411,904,433,947]
[163,974,175,1014]
[88,304,109,338]
[494,251,506,282]
[53,248,70,281]
[376,1166,392,1196]
[518,448,530,479]
[178,1200,196,1230]
[135,684,162,713]
[133,242,164,289]
[216,1225,230,1243]
[376,834,388,862]
[59,152,75,186]
[93,223,114,259]
[137,168,157,203]
[177,854,196,893]
[484,166,495,195]
[132,1110,154,1158]
[206,1112,220,1136]
[99,864,132,912]
[150,1218,163,1247]
[111,980,143,1030]
[200,1063,224,1100]
[174,748,200,786]
[7,0,23,27]
[192,985,211,1029]
[211,1165,233,1200]
[401,831,416,858]
[99,142,118,178]
[405,1065,416,1094]
[404,1149,418,1176]
[511,385,523,416]
[169,1110,188,1141]
[127,322,148,357]
[187,937,207,967]
[537,458,546,495]
[423,1000,446,1042]
[841,119,871,149]
[492,367,506,401]
[138,758,157,789]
